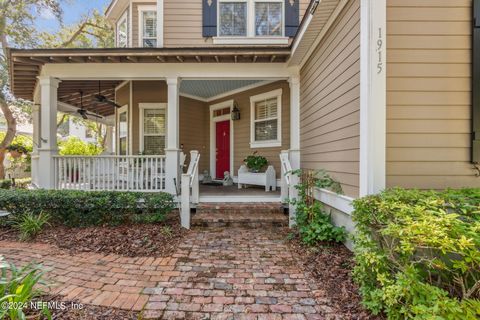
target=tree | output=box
[0,0,63,178]
[0,1,114,178]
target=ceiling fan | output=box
[70,91,103,120]
[93,81,122,108]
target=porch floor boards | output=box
[199,184,281,196]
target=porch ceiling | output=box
[58,80,122,117]
[8,47,291,103]
[180,80,264,100]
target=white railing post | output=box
[280,150,290,203]
[180,173,191,229]
[190,150,200,204]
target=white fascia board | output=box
[41,63,294,80]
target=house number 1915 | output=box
[376,28,383,74]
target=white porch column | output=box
[359,0,386,196]
[31,104,41,187]
[288,75,301,227]
[104,126,115,154]
[165,77,181,194]
[37,76,61,189]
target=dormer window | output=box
[255,2,282,36]
[219,1,247,36]
[138,6,157,48]
[116,11,128,48]
[218,0,283,37]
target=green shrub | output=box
[58,136,102,156]
[13,178,31,189]
[352,188,480,319]
[0,179,12,189]
[290,169,347,245]
[13,212,51,241]
[0,257,51,320]
[0,189,175,227]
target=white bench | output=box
[237,165,276,192]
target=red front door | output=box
[216,120,230,179]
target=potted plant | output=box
[244,151,268,173]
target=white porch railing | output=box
[280,150,298,227]
[53,155,166,192]
[180,150,200,229]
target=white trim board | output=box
[209,100,235,180]
[359,0,386,196]
[313,188,354,216]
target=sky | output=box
[36,0,111,32]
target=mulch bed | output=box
[0,216,187,257]
[286,233,383,320]
[24,295,138,320]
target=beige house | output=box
[7,0,480,230]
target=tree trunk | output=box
[0,96,17,179]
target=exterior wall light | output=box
[231,102,241,120]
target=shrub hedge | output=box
[352,188,480,319]
[0,189,175,227]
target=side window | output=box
[141,11,157,47]
[250,89,282,148]
[117,11,128,48]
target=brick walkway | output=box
[0,228,332,319]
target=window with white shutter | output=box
[140,104,166,155]
[250,89,282,148]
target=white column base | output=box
[165,148,180,194]
[37,149,57,189]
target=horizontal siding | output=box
[163,0,310,47]
[386,0,479,190]
[209,81,291,176]
[179,96,210,172]
[299,0,360,198]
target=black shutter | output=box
[285,0,299,37]
[473,0,480,162]
[203,0,217,37]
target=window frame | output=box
[117,105,129,155]
[116,10,128,48]
[249,88,282,148]
[217,0,285,39]
[139,103,167,155]
[138,5,158,48]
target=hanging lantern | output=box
[231,101,241,121]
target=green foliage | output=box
[0,189,175,227]
[0,179,12,189]
[12,212,51,241]
[290,170,347,245]
[0,257,51,320]
[58,136,102,156]
[0,133,33,154]
[352,188,480,319]
[13,178,31,189]
[244,151,268,172]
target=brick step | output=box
[192,203,288,228]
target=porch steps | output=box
[192,203,288,228]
